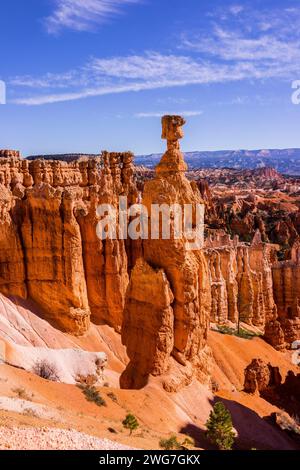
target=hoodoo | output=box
[121,116,211,391]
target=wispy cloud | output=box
[182,26,300,64]
[10,71,81,89]
[10,52,254,105]
[135,110,203,118]
[182,5,300,67]
[44,0,139,34]
[11,49,299,105]
[11,5,300,106]
[229,5,244,16]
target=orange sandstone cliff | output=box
[0,152,137,335]
[0,116,299,399]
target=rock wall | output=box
[204,228,300,349]
[204,230,278,328]
[244,358,282,394]
[0,151,138,335]
[244,358,300,417]
[120,259,174,389]
[270,241,300,347]
[1,115,300,395]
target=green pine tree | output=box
[122,414,139,435]
[205,402,235,450]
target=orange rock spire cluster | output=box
[0,118,300,393]
[0,151,137,335]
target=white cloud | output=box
[181,5,300,79]
[156,97,189,105]
[44,0,139,34]
[182,26,300,63]
[13,52,275,105]
[90,53,206,80]
[135,110,203,118]
[11,48,300,105]
[10,71,81,88]
[229,5,244,16]
[11,5,300,106]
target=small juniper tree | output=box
[159,435,181,450]
[122,414,139,435]
[206,402,235,450]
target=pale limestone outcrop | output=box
[1,339,107,385]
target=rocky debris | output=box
[244,358,282,394]
[0,396,60,421]
[244,359,300,417]
[0,151,138,334]
[121,116,211,391]
[0,427,134,450]
[271,412,300,437]
[264,320,286,350]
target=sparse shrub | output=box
[122,413,139,435]
[159,435,181,450]
[23,408,38,418]
[33,360,59,382]
[79,385,107,407]
[237,327,259,340]
[107,392,118,403]
[211,379,220,393]
[206,402,235,450]
[181,436,196,449]
[216,325,260,340]
[12,387,32,401]
[216,325,234,336]
[293,414,300,426]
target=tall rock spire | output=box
[156,115,187,175]
[121,116,211,391]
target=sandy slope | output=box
[209,330,298,391]
[0,427,134,450]
[0,294,299,450]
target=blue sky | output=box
[0,0,300,156]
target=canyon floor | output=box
[0,294,298,450]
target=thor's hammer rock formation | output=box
[121,116,212,391]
